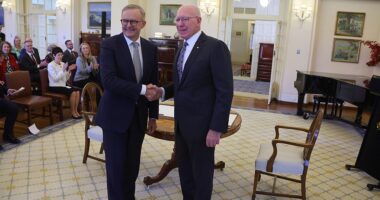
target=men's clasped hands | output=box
[145,84,162,101]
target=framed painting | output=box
[335,11,365,37]
[88,2,111,29]
[160,4,181,25]
[331,38,361,63]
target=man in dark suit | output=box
[62,40,78,65]
[95,4,159,200]
[147,5,233,199]
[19,39,42,83]
[0,52,20,150]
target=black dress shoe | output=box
[4,137,21,144]
[72,115,83,119]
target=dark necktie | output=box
[31,53,37,64]
[177,42,188,81]
[131,42,142,82]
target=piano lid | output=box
[297,71,371,88]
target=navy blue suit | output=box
[164,32,233,199]
[96,33,158,199]
[0,84,19,142]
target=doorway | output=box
[230,19,277,97]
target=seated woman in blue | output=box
[47,47,81,119]
[73,42,99,88]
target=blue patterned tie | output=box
[177,42,188,81]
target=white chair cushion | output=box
[88,126,103,142]
[255,143,305,175]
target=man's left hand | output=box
[206,129,222,147]
[148,118,157,134]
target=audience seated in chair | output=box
[0,52,20,150]
[81,82,104,163]
[5,70,53,126]
[12,36,22,60]
[47,47,81,119]
[252,109,324,200]
[19,38,44,94]
[73,42,99,89]
[39,68,69,121]
[0,41,19,82]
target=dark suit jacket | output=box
[96,33,159,133]
[19,48,41,74]
[164,32,233,141]
[19,48,41,63]
[62,49,78,65]
[0,32,5,42]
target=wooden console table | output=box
[144,105,242,186]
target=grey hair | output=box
[121,4,146,20]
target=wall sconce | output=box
[293,5,313,22]
[56,0,68,14]
[2,0,13,13]
[199,0,217,16]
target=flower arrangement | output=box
[362,40,380,66]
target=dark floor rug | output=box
[234,79,269,95]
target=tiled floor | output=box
[1,108,379,199]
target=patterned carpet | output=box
[0,108,379,199]
[234,80,269,95]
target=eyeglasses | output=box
[120,19,143,26]
[175,16,198,23]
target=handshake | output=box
[145,84,163,101]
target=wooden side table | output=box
[144,108,242,186]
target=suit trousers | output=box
[175,128,215,200]
[0,99,18,139]
[103,108,145,200]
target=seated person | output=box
[62,39,79,65]
[0,53,20,150]
[43,44,58,64]
[19,39,42,84]
[0,41,19,82]
[11,36,22,60]
[47,47,81,119]
[73,42,99,88]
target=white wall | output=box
[230,19,250,64]
[144,0,196,39]
[80,0,112,35]
[311,0,380,76]
[277,0,316,102]
[277,0,380,103]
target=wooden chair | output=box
[81,82,104,163]
[6,71,53,125]
[252,109,324,200]
[39,68,69,121]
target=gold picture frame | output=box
[335,11,365,37]
[331,38,361,63]
[159,4,181,26]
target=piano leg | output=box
[367,182,380,191]
[297,93,305,116]
[354,106,364,125]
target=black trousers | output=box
[0,99,18,139]
[103,109,145,200]
[175,128,215,200]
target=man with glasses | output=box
[146,5,233,199]
[95,4,159,200]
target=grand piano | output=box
[294,70,372,126]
